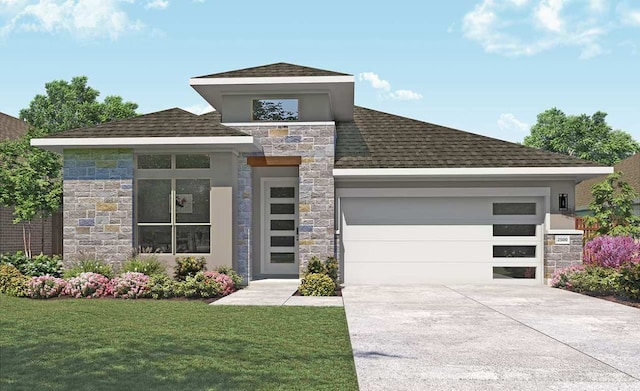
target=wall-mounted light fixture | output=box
[559,193,568,211]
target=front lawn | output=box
[0,296,358,391]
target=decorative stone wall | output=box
[234,124,335,278]
[62,149,133,268]
[543,233,583,279]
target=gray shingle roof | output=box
[575,153,639,209]
[335,106,604,168]
[46,108,248,138]
[0,112,29,141]
[194,62,351,79]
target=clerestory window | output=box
[252,98,299,121]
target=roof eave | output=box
[190,76,355,122]
[31,136,260,154]
[333,167,614,182]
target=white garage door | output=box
[340,196,544,284]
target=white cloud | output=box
[621,10,640,26]
[358,72,423,101]
[0,0,145,40]
[389,90,423,100]
[535,0,565,33]
[588,0,608,13]
[462,0,619,59]
[182,104,215,115]
[145,0,168,10]
[497,113,529,132]
[358,72,391,91]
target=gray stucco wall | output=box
[62,149,133,267]
[233,124,335,278]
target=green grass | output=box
[0,295,358,391]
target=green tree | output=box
[0,76,138,256]
[252,100,297,121]
[584,172,640,239]
[523,108,639,165]
[19,76,139,135]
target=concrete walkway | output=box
[343,285,640,391]
[211,279,343,306]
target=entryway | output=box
[261,177,299,275]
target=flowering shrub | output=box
[64,272,112,298]
[26,275,67,299]
[110,272,150,299]
[550,264,585,289]
[583,235,640,268]
[204,271,235,296]
[175,271,236,298]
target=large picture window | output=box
[135,154,211,254]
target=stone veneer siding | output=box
[234,124,335,278]
[63,149,133,268]
[543,233,583,279]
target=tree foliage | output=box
[252,100,297,121]
[0,76,138,256]
[523,108,639,165]
[584,172,640,239]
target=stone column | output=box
[544,233,584,281]
[62,149,133,268]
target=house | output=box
[31,63,612,284]
[0,112,62,256]
[575,153,640,216]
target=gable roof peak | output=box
[194,62,351,79]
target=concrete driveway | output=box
[342,285,640,390]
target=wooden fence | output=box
[574,216,599,242]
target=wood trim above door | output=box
[247,156,301,167]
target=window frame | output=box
[134,154,214,255]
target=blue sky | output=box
[1,0,639,143]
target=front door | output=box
[261,178,299,274]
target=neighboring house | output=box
[31,63,611,284]
[575,153,640,217]
[0,112,61,255]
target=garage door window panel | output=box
[493,203,536,215]
[493,245,536,258]
[493,224,537,237]
[493,266,537,279]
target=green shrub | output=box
[324,256,338,284]
[146,275,178,299]
[63,259,115,279]
[122,256,167,277]
[175,271,222,298]
[305,256,325,275]
[21,254,63,277]
[618,262,640,301]
[299,273,335,296]
[212,265,244,287]
[568,266,621,295]
[0,265,30,297]
[0,252,29,271]
[174,256,207,281]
